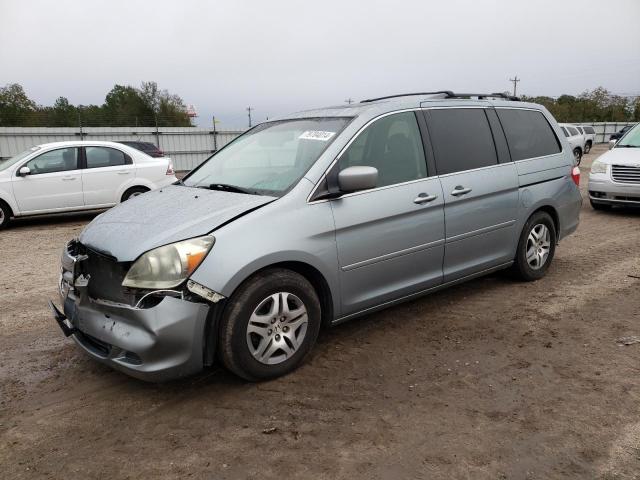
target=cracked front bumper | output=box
[55,242,211,382]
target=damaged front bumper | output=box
[52,240,216,382]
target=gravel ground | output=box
[1,144,639,479]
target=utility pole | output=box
[509,76,520,97]
[247,106,253,128]
[345,98,354,104]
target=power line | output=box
[509,76,520,97]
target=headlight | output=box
[122,235,215,289]
[590,161,607,174]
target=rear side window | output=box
[584,126,595,134]
[497,109,562,161]
[568,126,579,136]
[85,147,129,168]
[428,108,497,175]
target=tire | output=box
[218,268,321,381]
[573,148,582,165]
[0,201,11,230]
[590,199,612,211]
[584,142,592,154]
[511,211,557,282]
[121,186,149,202]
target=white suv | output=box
[0,141,177,228]
[559,124,586,164]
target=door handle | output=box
[451,186,472,196]
[117,171,131,175]
[414,193,438,204]
[62,176,77,181]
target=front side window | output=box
[497,109,562,161]
[584,126,595,134]
[184,118,351,196]
[23,147,78,175]
[429,108,498,175]
[339,112,427,187]
[568,126,579,136]
[85,147,129,168]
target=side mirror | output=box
[18,166,31,176]
[338,166,378,193]
[609,139,617,150]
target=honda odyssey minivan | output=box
[51,91,582,382]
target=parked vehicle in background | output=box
[0,141,176,228]
[117,141,164,157]
[588,123,640,210]
[610,124,636,142]
[559,123,585,164]
[52,91,581,382]
[576,125,595,153]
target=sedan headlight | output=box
[122,235,215,289]
[590,161,608,175]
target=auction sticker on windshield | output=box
[299,131,336,141]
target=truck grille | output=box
[612,165,640,184]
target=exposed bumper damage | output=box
[52,240,223,382]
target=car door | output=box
[11,147,83,213]
[329,111,445,316]
[423,107,518,282]
[81,146,135,206]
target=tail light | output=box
[166,161,174,176]
[571,166,580,186]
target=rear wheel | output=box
[218,269,321,381]
[584,141,592,154]
[0,201,11,229]
[121,186,149,202]
[573,148,583,165]
[590,199,612,211]
[512,211,557,281]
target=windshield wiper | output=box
[199,183,255,195]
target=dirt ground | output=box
[1,144,639,479]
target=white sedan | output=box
[0,141,177,228]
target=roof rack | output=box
[360,91,519,103]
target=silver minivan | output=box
[51,91,582,382]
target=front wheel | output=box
[511,211,557,281]
[218,269,321,381]
[584,142,592,154]
[0,201,11,230]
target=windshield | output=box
[0,147,40,171]
[183,117,351,196]
[616,124,640,148]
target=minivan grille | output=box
[80,245,133,304]
[612,165,640,184]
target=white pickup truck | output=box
[559,123,586,165]
[575,125,595,153]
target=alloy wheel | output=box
[246,292,308,365]
[526,223,551,270]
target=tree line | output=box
[0,82,192,127]
[1,83,638,128]
[522,87,639,123]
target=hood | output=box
[79,185,276,261]
[596,147,640,166]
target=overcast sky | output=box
[1,0,639,128]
